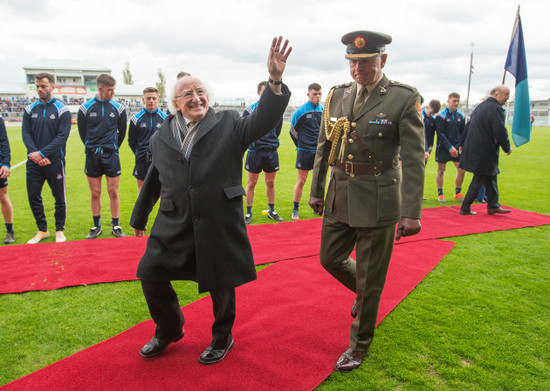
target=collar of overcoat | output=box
[158,108,220,155]
[343,75,389,121]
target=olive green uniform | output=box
[310,75,425,351]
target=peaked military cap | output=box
[341,30,392,60]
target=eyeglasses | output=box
[175,88,207,100]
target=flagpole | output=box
[503,5,521,84]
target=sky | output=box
[0,0,547,106]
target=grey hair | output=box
[168,76,213,114]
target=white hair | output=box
[168,77,213,115]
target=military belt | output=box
[335,159,398,177]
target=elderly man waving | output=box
[130,37,291,364]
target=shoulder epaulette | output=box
[388,80,417,92]
[332,82,352,90]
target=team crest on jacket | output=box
[49,114,56,119]
[110,112,115,118]
[415,98,422,117]
[354,36,366,49]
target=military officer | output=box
[309,30,425,372]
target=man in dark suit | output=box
[459,85,512,216]
[309,30,425,372]
[130,36,292,364]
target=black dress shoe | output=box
[460,210,477,215]
[198,338,234,365]
[140,329,185,358]
[488,207,511,215]
[351,299,357,318]
[334,348,368,372]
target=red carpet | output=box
[1,239,455,391]
[1,205,548,294]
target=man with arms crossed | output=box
[78,74,127,239]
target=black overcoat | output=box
[459,97,511,176]
[130,85,290,292]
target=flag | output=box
[505,11,530,147]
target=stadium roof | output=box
[0,82,26,95]
[23,59,111,72]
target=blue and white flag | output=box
[505,11,530,147]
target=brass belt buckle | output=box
[345,161,355,177]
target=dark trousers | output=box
[461,173,500,212]
[319,216,395,352]
[26,160,67,232]
[141,280,236,349]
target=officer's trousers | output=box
[320,216,395,352]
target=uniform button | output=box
[348,138,354,144]
[378,132,383,137]
[348,154,354,160]
[351,122,357,127]
[193,217,199,222]
[188,185,193,191]
[393,178,397,183]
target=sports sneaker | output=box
[267,210,284,222]
[86,226,102,239]
[437,195,446,203]
[27,230,50,244]
[291,209,299,220]
[4,232,15,244]
[112,225,125,237]
[55,231,66,243]
[454,193,465,202]
[244,213,252,225]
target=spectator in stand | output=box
[434,92,465,202]
[289,83,323,220]
[128,87,167,192]
[78,74,127,239]
[0,115,15,244]
[243,81,285,224]
[22,73,71,244]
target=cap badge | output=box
[353,36,366,49]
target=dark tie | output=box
[353,86,368,117]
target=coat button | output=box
[348,154,354,160]
[188,185,193,191]
[393,178,397,183]
[348,138,354,144]
[351,122,357,127]
[378,132,383,137]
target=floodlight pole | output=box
[465,43,474,115]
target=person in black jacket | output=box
[459,85,512,215]
[130,36,292,364]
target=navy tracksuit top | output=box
[22,98,72,163]
[78,97,127,152]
